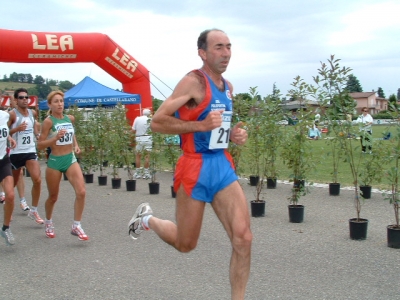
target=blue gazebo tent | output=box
[39,76,141,110]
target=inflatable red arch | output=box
[0,28,151,123]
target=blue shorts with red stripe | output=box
[173,150,238,203]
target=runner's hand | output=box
[201,110,223,131]
[230,122,247,145]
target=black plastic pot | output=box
[171,185,176,198]
[387,225,400,248]
[349,218,368,240]
[149,182,160,194]
[98,175,107,186]
[359,185,372,199]
[111,178,121,189]
[102,161,109,167]
[126,180,136,191]
[288,205,304,223]
[249,175,259,186]
[266,178,277,189]
[250,200,265,217]
[84,173,94,184]
[329,183,340,196]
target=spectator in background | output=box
[314,112,321,124]
[356,107,373,153]
[131,108,152,179]
[308,123,322,140]
[288,110,298,125]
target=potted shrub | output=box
[65,105,95,183]
[281,76,316,223]
[262,91,284,189]
[229,93,253,178]
[247,86,285,216]
[312,55,368,239]
[89,105,111,186]
[381,106,400,248]
[358,146,384,199]
[245,87,264,187]
[324,121,344,196]
[121,130,136,192]
[148,127,163,194]
[164,134,181,197]
[107,103,131,189]
[79,121,96,183]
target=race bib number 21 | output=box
[209,111,232,149]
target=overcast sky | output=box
[1,0,399,99]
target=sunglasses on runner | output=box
[17,96,29,100]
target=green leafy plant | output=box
[381,104,400,228]
[244,87,264,179]
[163,135,181,173]
[358,148,384,187]
[89,105,111,177]
[107,103,133,179]
[262,93,284,179]
[229,93,254,176]
[148,127,164,183]
[311,55,365,220]
[66,105,96,174]
[281,77,316,205]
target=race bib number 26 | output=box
[209,111,232,149]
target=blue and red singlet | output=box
[173,69,238,203]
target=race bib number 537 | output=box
[209,111,232,149]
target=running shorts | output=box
[47,152,77,173]
[174,150,238,203]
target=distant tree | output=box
[26,74,33,84]
[47,79,58,86]
[27,87,39,97]
[9,72,18,82]
[346,74,363,92]
[2,75,9,82]
[152,98,163,112]
[33,75,45,85]
[58,80,74,91]
[388,94,398,111]
[235,93,251,102]
[377,87,385,98]
[397,88,400,100]
[271,82,281,101]
[36,84,52,99]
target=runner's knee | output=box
[176,239,198,253]
[232,226,253,251]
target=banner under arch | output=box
[0,28,151,122]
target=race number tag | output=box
[209,111,232,149]
[55,123,74,146]
[0,125,8,141]
[17,128,34,150]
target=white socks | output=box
[142,215,152,229]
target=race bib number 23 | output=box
[209,111,232,149]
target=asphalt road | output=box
[1,160,399,300]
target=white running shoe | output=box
[28,211,44,224]
[20,199,30,211]
[128,203,153,240]
[1,228,15,246]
